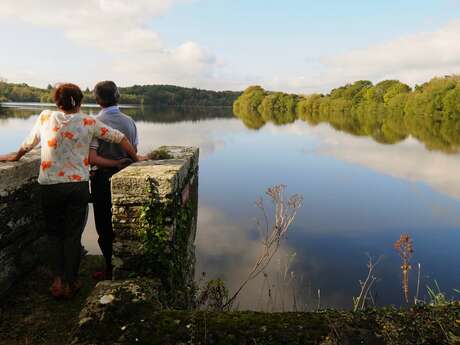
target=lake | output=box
[1,103,460,310]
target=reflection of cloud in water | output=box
[82,204,102,255]
[136,119,246,158]
[274,121,460,201]
[195,204,345,310]
[319,134,460,201]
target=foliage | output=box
[196,279,230,311]
[258,92,299,125]
[147,147,173,160]
[234,75,460,152]
[427,281,450,306]
[233,85,267,129]
[138,176,196,308]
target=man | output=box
[89,81,139,280]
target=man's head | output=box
[93,81,120,108]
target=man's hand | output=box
[0,153,19,162]
[115,158,132,170]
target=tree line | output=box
[233,75,460,152]
[0,80,241,106]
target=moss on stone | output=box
[148,147,174,160]
[73,304,460,345]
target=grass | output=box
[0,255,104,345]
[147,147,173,160]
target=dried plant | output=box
[223,184,303,309]
[196,278,230,311]
[353,254,381,311]
[394,234,414,303]
[257,252,311,312]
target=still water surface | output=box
[1,103,459,310]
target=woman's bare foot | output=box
[49,277,63,298]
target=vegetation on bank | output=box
[233,75,460,152]
[0,80,241,106]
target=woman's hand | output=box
[136,154,150,162]
[0,153,20,162]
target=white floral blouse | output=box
[21,110,125,185]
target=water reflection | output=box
[1,104,460,309]
[234,90,460,153]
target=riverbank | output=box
[1,256,458,345]
[0,255,104,345]
[72,277,460,344]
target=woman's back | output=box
[22,110,124,184]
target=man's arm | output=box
[89,149,131,169]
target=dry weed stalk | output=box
[224,184,303,308]
[353,254,381,311]
[394,234,414,303]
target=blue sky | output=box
[1,0,460,92]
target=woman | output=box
[0,83,144,298]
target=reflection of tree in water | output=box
[125,106,234,123]
[233,75,460,153]
[0,105,235,124]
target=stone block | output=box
[111,146,199,306]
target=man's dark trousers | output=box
[90,168,119,270]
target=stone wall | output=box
[0,150,46,297]
[111,146,199,307]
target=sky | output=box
[1,0,460,93]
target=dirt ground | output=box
[0,255,104,345]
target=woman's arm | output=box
[119,137,137,162]
[1,112,44,162]
[0,148,27,162]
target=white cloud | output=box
[2,2,460,91]
[0,0,219,87]
[267,20,460,94]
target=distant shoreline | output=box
[0,82,241,107]
[0,102,138,109]
[0,102,233,109]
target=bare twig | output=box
[224,184,303,309]
[415,263,421,305]
[353,254,382,311]
[317,289,321,311]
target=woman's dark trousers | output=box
[41,181,89,285]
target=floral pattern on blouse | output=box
[21,110,125,185]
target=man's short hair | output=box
[93,81,120,108]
